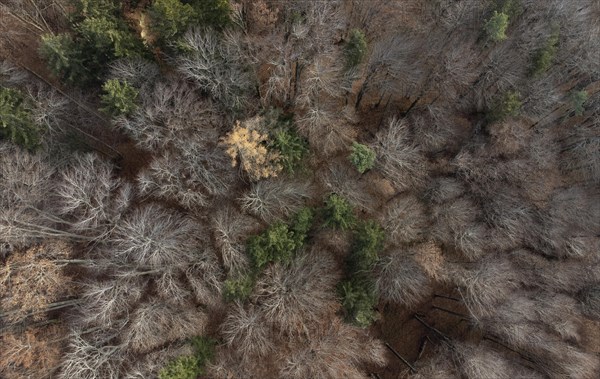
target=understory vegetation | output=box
[0,0,599,378]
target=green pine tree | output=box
[0,87,41,150]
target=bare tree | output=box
[381,194,428,245]
[55,153,129,236]
[125,300,207,354]
[138,153,210,209]
[560,121,600,184]
[374,118,429,192]
[240,177,312,222]
[115,80,223,150]
[279,318,386,379]
[220,303,274,362]
[176,28,255,111]
[579,284,600,320]
[412,344,460,379]
[108,58,160,93]
[431,197,480,246]
[452,255,519,319]
[0,60,28,86]
[424,177,466,205]
[78,276,145,328]
[211,206,255,274]
[185,256,223,308]
[107,204,204,270]
[452,341,544,379]
[318,162,378,211]
[59,329,125,379]
[253,250,340,336]
[376,249,432,307]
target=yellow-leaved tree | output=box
[221,117,282,180]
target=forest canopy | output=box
[0,0,599,378]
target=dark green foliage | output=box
[339,276,378,328]
[323,194,355,230]
[349,142,375,174]
[148,0,196,41]
[569,90,588,116]
[530,29,559,77]
[263,108,308,173]
[159,337,216,379]
[0,87,41,150]
[496,0,523,18]
[73,0,121,20]
[188,0,231,29]
[223,209,314,303]
[337,219,384,328]
[148,0,231,43]
[226,208,313,302]
[39,34,87,85]
[484,11,509,42]
[190,336,216,367]
[270,127,308,173]
[580,286,600,319]
[488,90,522,123]
[290,207,314,247]
[101,79,139,116]
[248,222,296,269]
[345,29,367,69]
[223,274,255,302]
[76,17,143,59]
[159,356,200,379]
[349,220,385,272]
[40,0,145,85]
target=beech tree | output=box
[0,242,74,324]
[382,194,428,245]
[59,329,125,379]
[108,204,203,269]
[0,324,64,379]
[376,249,432,307]
[220,303,274,362]
[278,318,386,379]
[374,118,428,191]
[240,177,312,222]
[177,28,254,111]
[126,300,207,353]
[253,251,340,335]
[55,153,130,236]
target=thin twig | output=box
[384,342,417,373]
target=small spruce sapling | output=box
[247,222,296,269]
[569,90,588,116]
[530,29,559,77]
[349,142,376,174]
[339,276,378,328]
[344,29,368,69]
[484,11,509,42]
[349,220,385,272]
[0,87,40,150]
[323,194,355,230]
[223,275,255,302]
[159,356,200,379]
[159,336,215,379]
[147,0,196,42]
[290,207,314,247]
[101,79,139,116]
[488,91,522,123]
